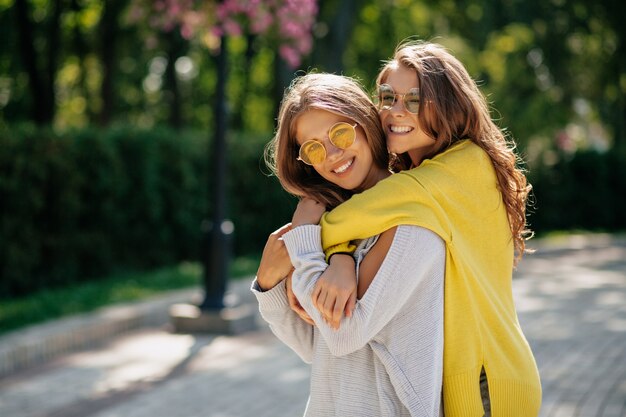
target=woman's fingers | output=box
[270,222,292,240]
[330,292,347,329]
[344,290,357,318]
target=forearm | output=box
[320,170,449,253]
[281,225,354,336]
[284,225,445,357]
[251,279,315,363]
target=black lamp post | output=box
[200,34,232,311]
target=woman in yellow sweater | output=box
[306,41,542,416]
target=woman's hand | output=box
[256,223,293,291]
[286,270,315,326]
[312,254,357,330]
[292,198,326,227]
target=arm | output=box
[252,224,315,362]
[320,169,451,258]
[321,140,481,257]
[311,228,396,329]
[256,223,293,291]
[283,224,445,357]
[251,274,315,363]
[356,226,397,299]
[290,198,357,329]
[285,271,314,326]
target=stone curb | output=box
[0,288,200,378]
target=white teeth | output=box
[333,159,353,173]
[390,125,413,133]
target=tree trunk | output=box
[164,30,184,129]
[271,53,294,127]
[231,34,256,129]
[98,0,123,126]
[14,0,49,124]
[70,0,93,123]
[311,0,361,73]
[44,0,62,124]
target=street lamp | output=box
[200,33,231,311]
[170,34,255,333]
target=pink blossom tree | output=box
[126,0,318,68]
[125,0,319,314]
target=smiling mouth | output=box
[389,125,414,133]
[333,158,354,174]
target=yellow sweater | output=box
[320,140,541,416]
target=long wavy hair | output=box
[377,40,533,263]
[265,73,389,209]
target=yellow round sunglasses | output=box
[297,122,358,165]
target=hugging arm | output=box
[283,224,445,357]
[252,273,315,363]
[252,224,314,363]
[289,198,401,329]
[320,170,450,258]
[290,198,357,329]
[311,227,396,329]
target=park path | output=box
[0,234,624,417]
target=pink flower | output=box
[222,19,242,36]
[127,0,318,66]
[250,12,273,34]
[280,45,301,68]
[296,35,312,54]
[211,26,224,37]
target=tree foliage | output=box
[1,0,623,157]
[1,0,624,295]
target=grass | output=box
[0,254,260,336]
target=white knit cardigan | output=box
[252,224,445,417]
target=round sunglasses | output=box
[377,84,420,114]
[297,122,358,165]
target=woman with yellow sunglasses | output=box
[253,73,445,417]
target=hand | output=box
[256,223,293,291]
[286,270,315,326]
[292,198,326,228]
[312,254,357,330]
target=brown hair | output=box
[265,73,389,209]
[377,40,533,263]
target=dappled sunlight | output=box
[0,367,103,416]
[84,329,310,417]
[606,317,626,333]
[512,239,626,416]
[595,290,626,307]
[68,332,197,393]
[277,366,310,383]
[514,241,626,344]
[188,331,279,372]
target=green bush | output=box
[0,125,295,298]
[4,124,621,299]
[528,148,626,233]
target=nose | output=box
[389,98,406,116]
[325,139,344,162]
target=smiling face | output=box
[379,64,437,167]
[294,109,389,192]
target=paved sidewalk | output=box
[0,234,624,417]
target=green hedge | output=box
[2,125,624,298]
[528,148,626,233]
[0,126,296,298]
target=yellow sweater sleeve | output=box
[321,164,453,256]
[320,140,477,258]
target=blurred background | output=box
[1,0,625,331]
